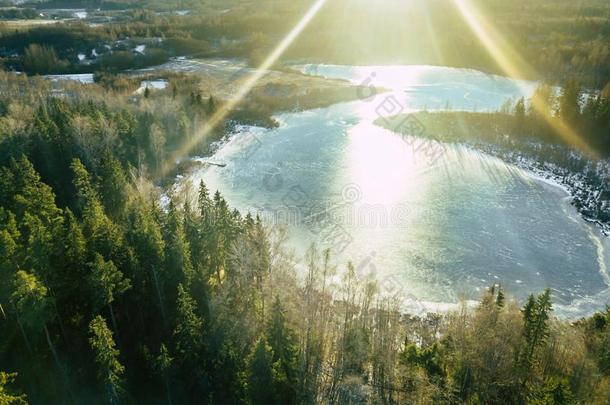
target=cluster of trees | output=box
[0,22,174,74]
[0,8,39,20]
[508,80,610,155]
[0,68,610,405]
[0,24,108,72]
[3,152,610,403]
[384,78,610,158]
[22,44,69,75]
[0,69,224,189]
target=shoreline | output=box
[179,121,610,319]
[476,144,610,238]
[374,111,610,239]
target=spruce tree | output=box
[88,253,131,335]
[97,151,129,221]
[71,159,129,269]
[164,201,194,288]
[10,270,52,347]
[173,284,203,365]
[558,79,583,124]
[88,315,125,405]
[267,297,298,404]
[50,209,87,304]
[0,210,20,313]
[247,337,278,405]
[153,343,174,405]
[125,201,167,325]
[172,284,204,397]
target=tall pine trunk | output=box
[164,377,173,405]
[109,302,122,347]
[15,311,32,354]
[152,266,167,326]
[44,324,61,372]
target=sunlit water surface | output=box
[183,64,610,318]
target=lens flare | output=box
[452,0,598,159]
[161,0,329,176]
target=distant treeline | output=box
[0,8,39,20]
[28,0,141,10]
[287,0,610,88]
[0,21,175,74]
[1,0,610,87]
[380,78,610,154]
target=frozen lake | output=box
[184,64,610,318]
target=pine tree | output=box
[535,377,575,405]
[207,96,216,115]
[10,270,63,373]
[10,270,51,339]
[496,286,505,308]
[266,297,298,404]
[558,79,583,123]
[533,289,552,348]
[71,158,98,216]
[520,294,537,371]
[50,209,87,304]
[0,159,63,286]
[514,98,526,132]
[520,289,553,393]
[182,199,200,269]
[97,151,129,220]
[88,253,131,335]
[247,337,278,405]
[173,284,203,365]
[88,315,125,405]
[172,284,204,397]
[0,209,20,313]
[6,156,62,228]
[196,181,214,281]
[515,98,526,119]
[71,159,129,269]
[164,201,194,288]
[153,343,174,405]
[125,201,167,325]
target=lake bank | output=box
[375,111,610,238]
[177,64,610,319]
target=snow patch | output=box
[135,79,168,94]
[44,73,94,84]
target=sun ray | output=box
[419,1,444,66]
[161,0,329,176]
[452,0,599,159]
